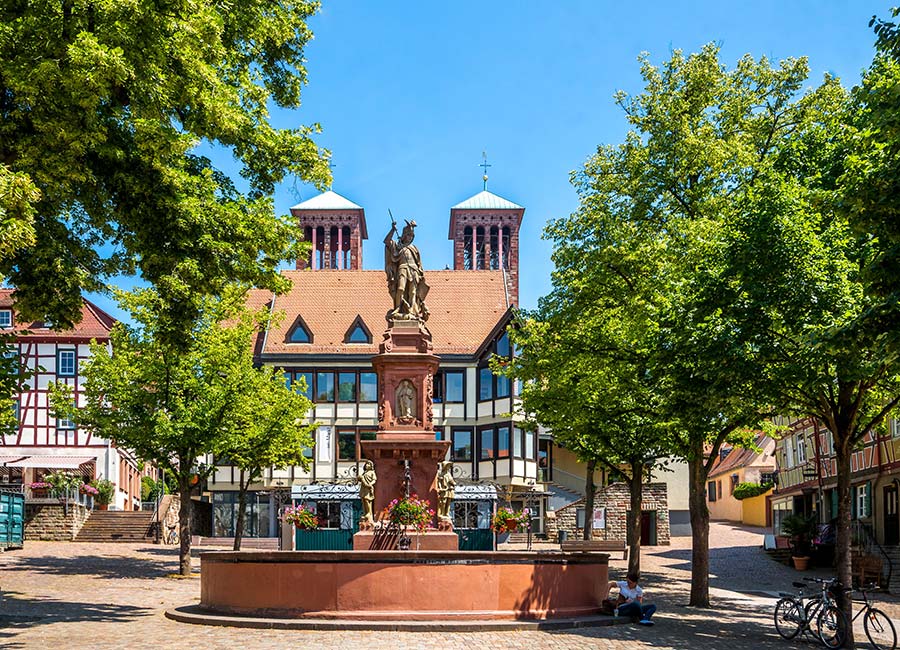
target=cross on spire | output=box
[480,151,492,190]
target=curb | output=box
[164,606,633,631]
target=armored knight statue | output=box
[384,218,430,321]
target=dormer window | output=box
[287,316,313,344]
[0,309,11,328]
[344,315,371,344]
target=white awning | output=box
[0,456,26,465]
[5,455,97,469]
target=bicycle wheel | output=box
[864,607,897,650]
[774,598,804,640]
[816,605,849,649]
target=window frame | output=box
[315,371,335,403]
[0,309,11,329]
[337,371,357,403]
[478,427,494,461]
[452,428,473,462]
[359,372,378,403]
[57,349,77,377]
[287,316,313,344]
[478,365,494,402]
[443,370,465,404]
[707,481,717,502]
[336,428,358,461]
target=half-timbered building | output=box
[0,291,145,509]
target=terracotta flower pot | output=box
[792,556,810,571]
[97,503,109,511]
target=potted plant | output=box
[90,478,116,510]
[29,481,52,498]
[492,507,530,543]
[281,504,319,530]
[781,513,818,570]
[45,470,84,500]
[386,495,435,548]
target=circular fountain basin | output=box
[196,550,609,622]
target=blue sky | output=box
[94,1,887,318]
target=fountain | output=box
[168,218,611,629]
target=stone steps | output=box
[74,510,154,543]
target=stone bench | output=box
[560,539,628,561]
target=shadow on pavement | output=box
[0,591,153,649]
[1,553,176,579]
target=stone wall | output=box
[24,501,91,541]
[548,482,671,546]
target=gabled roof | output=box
[255,270,509,357]
[0,289,115,340]
[290,190,363,211]
[451,190,523,211]
[708,434,776,479]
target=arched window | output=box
[475,226,485,270]
[342,226,352,269]
[501,226,511,269]
[315,226,325,269]
[489,226,499,270]
[330,226,339,269]
[463,226,473,270]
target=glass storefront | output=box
[212,491,276,537]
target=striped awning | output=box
[5,456,96,469]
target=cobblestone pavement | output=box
[1,522,898,649]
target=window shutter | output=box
[830,490,838,520]
[851,486,857,520]
[865,482,872,518]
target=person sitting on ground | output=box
[608,573,657,625]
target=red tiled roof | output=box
[0,289,115,340]
[256,270,510,356]
[708,434,776,479]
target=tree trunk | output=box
[583,458,597,541]
[627,461,644,578]
[688,456,711,607]
[177,474,194,576]
[835,440,855,648]
[233,470,247,551]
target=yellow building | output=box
[706,434,776,523]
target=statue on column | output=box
[384,218,430,321]
[436,461,456,525]
[359,460,377,526]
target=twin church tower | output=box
[291,189,524,306]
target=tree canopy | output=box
[0,1,330,332]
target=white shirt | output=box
[616,581,643,604]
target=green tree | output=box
[0,1,330,332]
[502,305,670,577]
[557,45,829,606]
[217,363,315,551]
[54,286,291,575]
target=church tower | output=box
[290,190,367,270]
[448,190,524,306]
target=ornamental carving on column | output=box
[425,373,433,426]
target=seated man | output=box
[608,573,657,625]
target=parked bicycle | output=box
[850,583,897,650]
[774,577,849,648]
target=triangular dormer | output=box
[343,315,372,344]
[286,315,313,344]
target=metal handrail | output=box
[851,520,892,588]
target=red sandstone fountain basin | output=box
[199,550,610,621]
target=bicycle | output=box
[851,583,897,650]
[773,577,849,648]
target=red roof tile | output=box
[708,434,776,479]
[256,270,510,356]
[0,290,115,340]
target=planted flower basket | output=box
[492,507,529,535]
[281,505,319,530]
[386,495,435,534]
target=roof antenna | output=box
[480,151,491,191]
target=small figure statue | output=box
[396,379,416,422]
[437,461,456,523]
[359,460,377,525]
[384,217,430,321]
